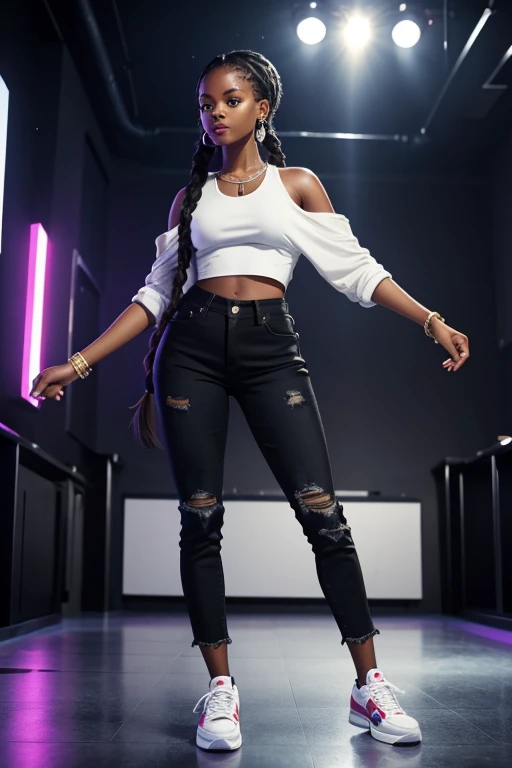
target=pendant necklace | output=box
[217,162,268,196]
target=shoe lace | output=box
[193,686,236,719]
[368,679,406,714]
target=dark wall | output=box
[0,3,111,475]
[490,130,512,433]
[97,158,499,613]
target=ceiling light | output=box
[297,16,327,45]
[343,15,372,49]
[392,18,421,47]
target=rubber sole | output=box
[196,729,242,751]
[349,710,422,745]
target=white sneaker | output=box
[349,668,422,745]
[193,675,242,751]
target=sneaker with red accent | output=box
[193,675,242,751]
[349,668,422,745]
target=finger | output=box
[453,354,469,372]
[41,383,64,399]
[452,337,469,371]
[30,375,43,397]
[453,335,469,356]
[447,343,461,364]
[33,373,53,397]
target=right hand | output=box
[30,363,79,402]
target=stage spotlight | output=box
[343,15,372,49]
[392,18,421,47]
[392,5,422,48]
[297,15,327,45]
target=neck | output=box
[219,135,264,175]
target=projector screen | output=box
[0,75,8,254]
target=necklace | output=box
[217,162,268,196]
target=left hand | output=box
[431,318,470,372]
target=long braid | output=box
[132,50,285,447]
[130,138,215,447]
[262,125,286,168]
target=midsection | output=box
[194,169,300,300]
[196,274,285,300]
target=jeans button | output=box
[232,306,240,314]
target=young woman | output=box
[31,50,469,752]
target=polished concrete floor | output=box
[0,613,511,767]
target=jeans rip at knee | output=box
[179,492,224,533]
[295,485,353,543]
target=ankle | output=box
[209,671,231,681]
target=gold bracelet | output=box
[68,356,87,379]
[68,352,92,379]
[424,311,445,344]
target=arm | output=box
[31,188,189,400]
[295,168,470,372]
[31,302,152,399]
[81,303,151,366]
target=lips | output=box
[213,126,229,134]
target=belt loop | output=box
[253,299,264,325]
[201,292,216,318]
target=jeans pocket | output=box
[264,313,296,337]
[171,306,198,323]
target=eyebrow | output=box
[198,88,243,100]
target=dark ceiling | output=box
[44,0,512,175]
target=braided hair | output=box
[131,50,286,447]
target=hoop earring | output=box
[202,132,216,148]
[255,119,266,143]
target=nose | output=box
[211,104,226,120]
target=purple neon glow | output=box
[0,421,20,437]
[22,223,49,407]
[0,74,8,254]
[455,618,512,647]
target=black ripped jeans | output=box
[153,284,379,648]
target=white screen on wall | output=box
[0,75,8,255]
[123,498,422,600]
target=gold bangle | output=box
[69,358,86,379]
[68,352,92,379]
[424,311,445,344]
[76,351,92,374]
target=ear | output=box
[258,99,271,121]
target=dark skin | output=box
[168,66,470,683]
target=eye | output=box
[199,98,241,111]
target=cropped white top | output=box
[131,163,391,325]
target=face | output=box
[198,67,270,145]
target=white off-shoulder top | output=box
[132,163,391,325]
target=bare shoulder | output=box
[277,167,335,213]
[168,186,187,230]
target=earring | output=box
[255,119,266,143]
[202,132,216,147]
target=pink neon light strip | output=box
[22,223,48,407]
